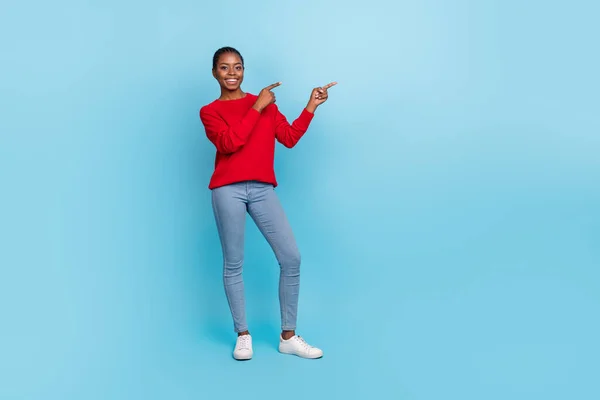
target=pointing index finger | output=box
[322,81,338,90]
[266,82,282,90]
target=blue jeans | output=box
[211,181,301,333]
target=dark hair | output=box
[212,47,244,70]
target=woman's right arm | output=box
[200,83,281,154]
[200,106,261,154]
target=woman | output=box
[199,46,336,360]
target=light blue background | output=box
[1,0,599,399]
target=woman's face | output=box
[213,52,244,91]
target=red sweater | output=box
[200,93,314,189]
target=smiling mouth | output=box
[225,79,238,84]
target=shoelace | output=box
[294,336,312,350]
[237,336,251,350]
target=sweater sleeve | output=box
[200,105,261,154]
[274,106,315,148]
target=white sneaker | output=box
[233,334,253,360]
[278,335,323,359]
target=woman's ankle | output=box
[238,330,250,336]
[281,330,295,340]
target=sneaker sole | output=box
[278,348,323,359]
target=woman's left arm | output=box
[275,82,337,148]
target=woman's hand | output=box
[253,82,281,112]
[306,82,337,113]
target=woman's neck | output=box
[219,89,246,101]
